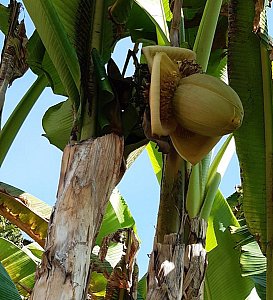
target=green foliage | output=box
[204,192,254,300]
[96,189,136,245]
[0,75,48,167]
[228,0,268,253]
[0,3,10,35]
[0,216,23,247]
[23,0,81,105]
[42,99,73,150]
[0,262,21,300]
[0,238,38,297]
[1,0,272,298]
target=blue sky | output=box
[0,1,272,277]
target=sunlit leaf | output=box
[0,238,37,297]
[0,261,21,300]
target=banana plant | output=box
[0,0,272,299]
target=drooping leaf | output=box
[92,48,121,134]
[134,0,170,45]
[231,226,266,300]
[250,272,266,300]
[104,229,139,300]
[0,1,28,127]
[126,3,157,43]
[241,241,266,277]
[24,242,44,260]
[91,252,113,275]
[228,0,269,252]
[0,261,21,300]
[27,32,65,95]
[42,99,73,150]
[0,75,48,167]
[23,0,80,105]
[96,189,136,245]
[204,191,254,300]
[0,183,51,247]
[146,141,163,184]
[109,0,134,25]
[0,238,37,297]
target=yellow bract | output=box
[142,46,244,164]
[173,73,244,137]
[149,52,179,136]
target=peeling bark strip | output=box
[147,233,185,300]
[147,219,207,300]
[30,134,124,300]
[183,218,207,300]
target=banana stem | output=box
[156,146,185,243]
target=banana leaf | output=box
[0,238,37,297]
[228,0,270,253]
[0,261,21,300]
[0,3,10,35]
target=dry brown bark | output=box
[30,134,124,300]
[147,233,185,300]
[147,218,207,300]
[183,218,207,300]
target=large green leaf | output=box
[27,32,65,95]
[241,242,266,299]
[0,238,37,297]
[23,0,80,105]
[204,192,254,300]
[228,0,269,253]
[134,0,170,45]
[96,189,136,245]
[42,99,73,150]
[0,262,21,300]
[0,75,48,167]
[127,3,157,43]
[241,242,266,277]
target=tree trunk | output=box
[147,148,186,300]
[147,233,185,300]
[30,133,124,300]
[147,218,207,300]
[183,218,207,300]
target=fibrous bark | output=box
[183,218,207,300]
[147,233,185,300]
[30,134,124,300]
[147,218,207,300]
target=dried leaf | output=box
[253,0,264,32]
[0,0,28,124]
[103,229,139,300]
